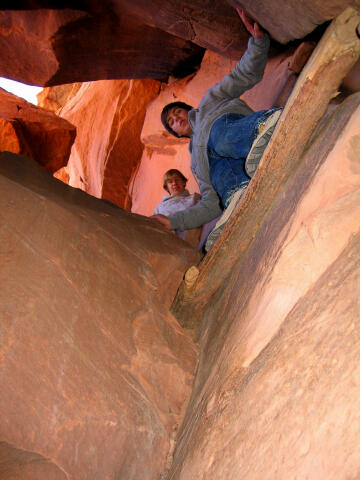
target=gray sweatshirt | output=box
[169,34,270,231]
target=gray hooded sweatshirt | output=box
[169,34,270,232]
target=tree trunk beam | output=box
[171,6,360,328]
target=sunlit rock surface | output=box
[0,88,75,172]
[37,83,82,113]
[56,79,160,209]
[0,153,199,480]
[165,95,360,479]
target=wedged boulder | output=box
[0,88,76,172]
[232,0,356,43]
[0,8,204,86]
[0,153,199,480]
[0,1,353,90]
[54,78,160,210]
[166,95,360,478]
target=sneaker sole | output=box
[245,109,282,177]
[205,184,247,251]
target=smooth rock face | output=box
[232,0,356,43]
[0,153,199,480]
[0,88,76,172]
[166,96,360,479]
[0,443,67,480]
[57,78,160,209]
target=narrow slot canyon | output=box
[0,2,360,479]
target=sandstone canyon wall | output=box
[0,152,199,480]
[0,1,356,88]
[165,93,360,480]
[0,88,75,173]
[0,3,359,479]
[54,79,161,210]
[36,42,307,217]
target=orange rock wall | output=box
[0,152,199,480]
[0,88,75,172]
[166,95,360,479]
[59,79,160,209]
[41,43,311,216]
[37,83,82,113]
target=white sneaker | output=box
[245,109,282,178]
[205,184,248,251]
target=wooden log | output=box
[171,6,360,328]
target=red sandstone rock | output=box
[166,95,360,479]
[115,0,249,58]
[0,152,199,480]
[232,0,356,43]
[0,118,29,156]
[0,9,86,86]
[0,8,204,86]
[343,57,360,92]
[53,165,70,183]
[37,83,82,113]
[0,1,352,91]
[0,88,75,172]
[57,79,160,210]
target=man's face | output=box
[166,107,192,137]
[166,174,186,196]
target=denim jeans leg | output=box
[208,111,270,159]
[208,109,281,206]
[208,147,249,208]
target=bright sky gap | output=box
[0,77,42,105]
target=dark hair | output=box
[161,101,193,138]
[163,169,188,192]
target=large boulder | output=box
[0,88,75,172]
[0,1,354,87]
[0,153,199,480]
[0,7,204,86]
[233,0,357,43]
[166,95,360,479]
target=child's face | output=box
[166,107,192,137]
[166,174,186,196]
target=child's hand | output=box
[150,214,171,230]
[237,8,264,39]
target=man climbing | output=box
[151,8,281,250]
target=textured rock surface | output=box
[0,153,199,480]
[0,7,204,86]
[0,88,75,172]
[58,79,160,209]
[231,0,357,43]
[166,95,360,479]
[112,0,249,58]
[37,83,82,113]
[0,1,353,87]
[131,46,306,216]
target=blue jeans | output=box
[208,109,277,208]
